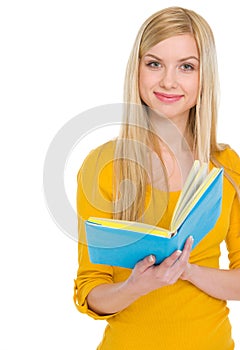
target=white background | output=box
[1,0,239,349]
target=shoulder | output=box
[77,139,116,181]
[213,146,240,171]
[76,140,116,218]
[212,146,240,184]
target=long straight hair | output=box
[113,7,233,221]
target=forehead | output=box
[144,34,199,59]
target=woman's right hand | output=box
[125,236,194,298]
[87,236,193,315]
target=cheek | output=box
[184,77,199,101]
[139,70,156,97]
[192,79,199,102]
[139,71,148,98]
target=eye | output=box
[146,61,162,69]
[180,63,194,71]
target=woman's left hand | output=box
[180,261,193,280]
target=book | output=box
[85,160,223,269]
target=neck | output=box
[148,110,193,149]
[148,111,195,183]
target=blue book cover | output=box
[85,163,223,269]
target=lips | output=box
[154,92,183,103]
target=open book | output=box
[85,160,223,269]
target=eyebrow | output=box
[144,54,200,62]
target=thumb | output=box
[134,254,156,273]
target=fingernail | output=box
[176,250,182,256]
[190,236,194,242]
[148,255,155,263]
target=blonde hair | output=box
[113,7,232,221]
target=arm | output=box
[181,191,240,301]
[87,237,193,315]
[181,265,240,300]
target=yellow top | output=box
[74,140,240,350]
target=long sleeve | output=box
[73,141,117,320]
[218,148,240,269]
[225,193,240,269]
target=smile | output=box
[154,92,184,103]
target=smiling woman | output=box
[139,35,200,128]
[74,6,240,350]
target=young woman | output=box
[74,7,240,349]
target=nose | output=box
[159,67,178,89]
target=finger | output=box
[134,255,156,273]
[161,249,182,268]
[179,236,194,261]
[185,236,194,252]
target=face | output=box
[139,34,200,124]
